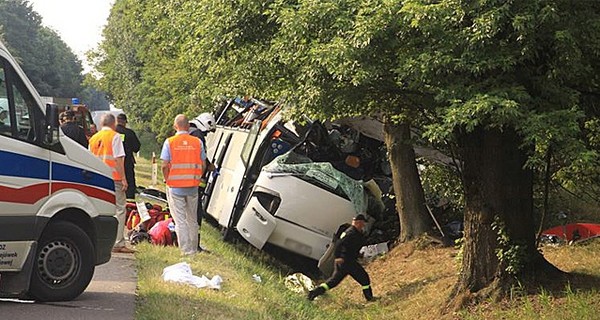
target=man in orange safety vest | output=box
[89,113,134,254]
[160,114,206,255]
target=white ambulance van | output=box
[0,41,117,301]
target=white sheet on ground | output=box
[161,262,223,290]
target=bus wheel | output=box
[29,221,95,301]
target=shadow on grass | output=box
[537,271,600,297]
[201,216,304,276]
[382,274,452,304]
[136,290,263,320]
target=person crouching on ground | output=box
[161,114,206,256]
[308,214,375,301]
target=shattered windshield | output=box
[262,152,367,213]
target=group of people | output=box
[84,111,215,256]
[59,110,89,148]
[61,111,141,199]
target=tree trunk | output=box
[383,118,430,242]
[449,126,561,308]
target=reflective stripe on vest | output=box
[166,134,203,188]
[89,129,122,180]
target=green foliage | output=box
[420,160,464,219]
[96,0,599,189]
[0,0,83,97]
[492,216,528,276]
[129,121,161,159]
[454,236,465,272]
[399,0,600,204]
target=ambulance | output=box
[0,41,117,301]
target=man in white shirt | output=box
[89,113,133,253]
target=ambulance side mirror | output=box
[44,103,60,145]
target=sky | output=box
[27,0,114,70]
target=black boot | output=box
[308,286,326,301]
[363,287,374,301]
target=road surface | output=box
[0,252,136,320]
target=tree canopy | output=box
[0,0,84,97]
[97,0,599,214]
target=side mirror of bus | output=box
[44,103,60,145]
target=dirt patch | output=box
[324,241,459,319]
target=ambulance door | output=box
[0,55,50,270]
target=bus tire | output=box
[29,221,95,302]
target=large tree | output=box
[396,0,600,304]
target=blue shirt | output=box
[161,131,207,196]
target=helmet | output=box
[191,113,216,132]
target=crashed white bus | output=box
[202,98,397,261]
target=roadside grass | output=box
[135,156,163,190]
[134,229,600,320]
[134,158,600,319]
[134,225,333,320]
[455,241,600,320]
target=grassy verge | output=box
[134,233,600,320]
[135,156,163,190]
[133,158,600,319]
[458,242,600,320]
[134,226,335,320]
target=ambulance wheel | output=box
[29,221,95,301]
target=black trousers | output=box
[196,186,205,228]
[325,259,371,293]
[125,162,136,199]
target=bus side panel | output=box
[206,129,250,226]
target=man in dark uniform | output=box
[60,110,88,148]
[116,113,141,200]
[308,214,374,301]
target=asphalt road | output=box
[0,252,136,320]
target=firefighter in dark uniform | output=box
[115,113,141,200]
[308,214,374,301]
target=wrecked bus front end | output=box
[203,98,398,261]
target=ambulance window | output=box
[5,62,41,143]
[11,81,35,141]
[0,66,12,137]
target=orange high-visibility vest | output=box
[166,134,203,188]
[89,129,122,180]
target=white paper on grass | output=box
[136,201,151,222]
[161,262,223,290]
[359,242,389,259]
